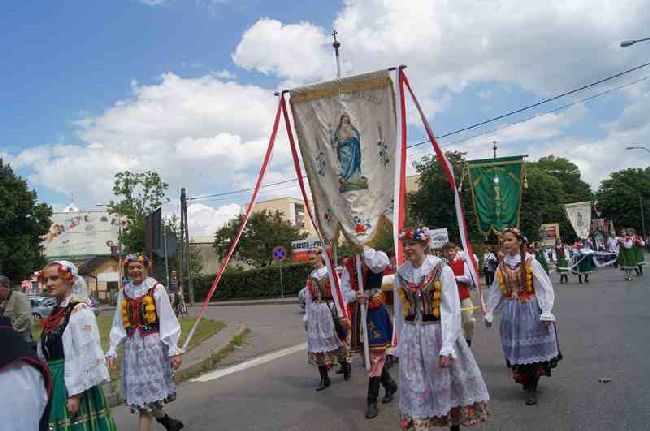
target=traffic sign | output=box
[272,246,287,262]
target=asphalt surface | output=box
[111,266,650,430]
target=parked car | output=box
[298,287,307,311]
[31,296,100,319]
[31,297,56,320]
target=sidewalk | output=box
[103,319,248,407]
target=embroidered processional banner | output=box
[466,156,525,234]
[289,70,397,245]
[564,201,592,239]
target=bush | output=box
[192,261,312,302]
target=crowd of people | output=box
[301,225,568,430]
[1,255,184,431]
[0,221,645,430]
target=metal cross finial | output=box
[332,30,341,78]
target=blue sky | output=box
[2,0,649,235]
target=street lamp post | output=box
[620,37,650,48]
[625,145,650,155]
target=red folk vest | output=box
[449,258,471,300]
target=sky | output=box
[2,0,650,237]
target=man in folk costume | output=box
[107,254,184,431]
[303,251,350,390]
[339,247,390,367]
[0,316,51,431]
[341,247,396,419]
[485,228,562,406]
[441,243,476,347]
[395,228,489,431]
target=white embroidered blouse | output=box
[393,255,462,359]
[106,277,182,358]
[485,253,556,324]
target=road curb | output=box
[104,321,249,408]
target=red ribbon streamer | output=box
[401,70,486,313]
[280,95,348,319]
[187,96,284,343]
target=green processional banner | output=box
[466,156,525,234]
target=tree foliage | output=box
[0,159,52,280]
[214,210,308,268]
[596,167,650,234]
[108,171,169,254]
[409,152,593,243]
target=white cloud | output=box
[11,73,292,211]
[187,202,241,238]
[212,69,236,80]
[233,19,335,86]
[141,0,168,5]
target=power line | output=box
[187,60,650,202]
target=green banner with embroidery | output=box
[466,156,525,234]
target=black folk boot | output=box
[365,377,381,419]
[450,426,460,431]
[343,361,352,381]
[525,375,539,406]
[380,367,397,404]
[316,366,331,391]
[155,414,185,431]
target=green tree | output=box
[408,151,480,243]
[108,171,169,254]
[0,159,52,280]
[520,164,566,239]
[534,156,592,203]
[214,210,307,268]
[596,167,650,234]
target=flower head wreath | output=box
[399,227,431,244]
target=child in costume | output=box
[303,251,350,390]
[441,242,476,347]
[485,228,562,405]
[107,254,184,431]
[395,228,489,431]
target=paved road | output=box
[111,267,650,430]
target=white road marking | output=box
[191,342,308,383]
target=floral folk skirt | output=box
[499,297,562,386]
[121,332,177,412]
[398,322,489,429]
[47,360,116,431]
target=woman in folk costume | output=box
[395,228,489,431]
[485,228,562,405]
[629,228,646,275]
[303,251,350,390]
[570,239,593,284]
[107,254,184,431]
[37,260,116,430]
[618,230,639,281]
[554,240,569,284]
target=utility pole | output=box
[180,188,194,305]
[492,140,498,159]
[332,30,341,78]
[641,195,647,238]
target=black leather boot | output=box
[365,377,380,419]
[343,361,351,381]
[380,368,397,404]
[155,414,184,431]
[525,376,539,405]
[450,426,460,431]
[316,366,331,391]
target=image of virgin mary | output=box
[333,114,368,192]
